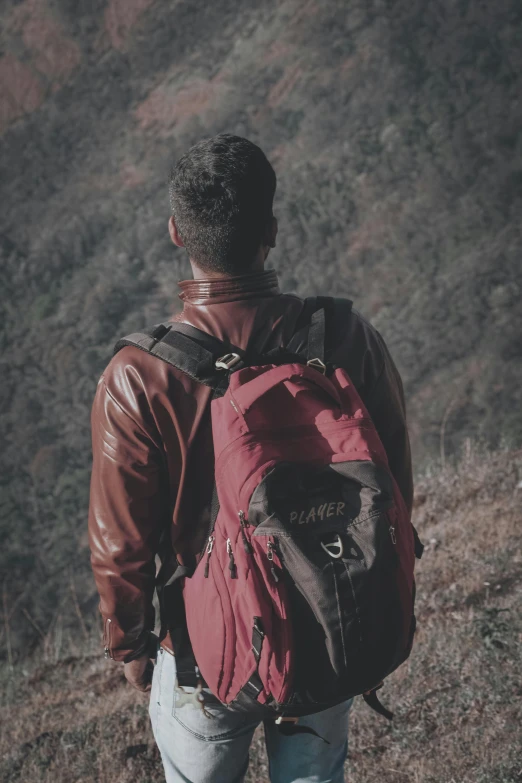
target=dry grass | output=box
[346,445,522,783]
[1,447,521,782]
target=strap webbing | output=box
[312,296,337,361]
[292,296,320,335]
[168,322,249,362]
[285,296,341,367]
[168,581,200,688]
[114,322,246,391]
[242,672,264,700]
[362,685,394,720]
[285,297,319,355]
[239,618,265,701]
[209,480,220,531]
[306,306,326,362]
[412,526,424,559]
[252,617,264,663]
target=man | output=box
[88,134,413,783]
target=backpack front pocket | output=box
[249,459,405,703]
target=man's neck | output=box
[189,248,267,279]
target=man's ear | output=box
[168,216,184,247]
[266,216,278,249]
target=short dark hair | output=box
[169,134,276,275]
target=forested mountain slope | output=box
[1,0,521,657]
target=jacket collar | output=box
[177,268,280,305]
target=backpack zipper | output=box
[204,535,215,578]
[196,488,220,564]
[238,510,253,554]
[266,540,281,582]
[226,538,238,579]
[389,525,397,545]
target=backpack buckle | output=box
[215,353,242,370]
[306,357,326,374]
[174,678,213,719]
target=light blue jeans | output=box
[149,648,353,783]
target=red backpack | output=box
[115,296,423,725]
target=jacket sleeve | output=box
[364,331,414,515]
[88,371,170,662]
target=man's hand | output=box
[124,654,154,693]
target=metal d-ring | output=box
[320,534,344,559]
[306,357,327,374]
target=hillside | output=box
[1,448,521,782]
[1,0,521,691]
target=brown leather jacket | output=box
[88,268,413,662]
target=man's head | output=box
[168,134,277,277]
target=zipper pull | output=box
[267,541,280,582]
[238,510,253,554]
[389,526,397,545]
[204,535,215,578]
[227,538,238,579]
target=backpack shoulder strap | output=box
[286,296,353,368]
[114,296,354,387]
[114,321,247,392]
[115,322,232,685]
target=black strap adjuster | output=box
[215,353,242,370]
